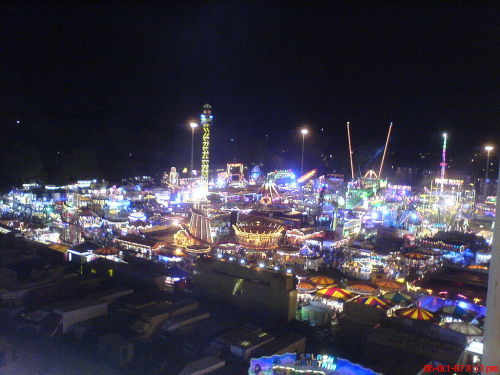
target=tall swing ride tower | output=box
[439,132,448,191]
[200,104,213,186]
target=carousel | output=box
[233,220,284,250]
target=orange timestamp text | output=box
[424,364,499,374]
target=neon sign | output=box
[294,354,336,371]
[250,353,381,375]
[434,178,463,186]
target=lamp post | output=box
[189,122,198,175]
[300,128,309,176]
[484,145,494,195]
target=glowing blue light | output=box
[240,259,245,264]
[458,301,468,309]
[286,269,292,274]
[217,254,223,258]
[229,257,234,261]
[259,263,265,268]
[274,266,279,271]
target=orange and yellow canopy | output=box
[316,287,351,300]
[310,276,336,286]
[376,280,403,291]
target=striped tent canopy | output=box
[404,251,429,260]
[310,276,336,286]
[346,283,378,295]
[297,281,316,292]
[446,322,483,336]
[316,287,352,301]
[440,305,476,321]
[381,291,414,305]
[396,306,435,321]
[354,296,390,309]
[376,280,403,292]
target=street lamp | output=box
[300,128,309,176]
[189,122,198,175]
[484,145,494,195]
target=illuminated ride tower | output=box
[200,104,213,188]
[439,132,448,191]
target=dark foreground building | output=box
[193,259,297,322]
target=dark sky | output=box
[0,3,498,185]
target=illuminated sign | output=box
[249,352,384,374]
[249,353,338,375]
[295,353,336,371]
[434,178,463,186]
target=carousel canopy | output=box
[310,276,336,286]
[446,322,483,336]
[396,306,435,321]
[354,296,390,309]
[316,287,352,300]
[381,291,413,304]
[376,280,403,291]
[347,283,378,295]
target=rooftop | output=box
[115,234,162,247]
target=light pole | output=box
[300,128,309,176]
[189,122,198,175]
[484,145,494,195]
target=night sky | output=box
[0,3,498,187]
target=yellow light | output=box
[201,104,212,185]
[301,128,309,135]
[189,122,198,128]
[484,145,493,152]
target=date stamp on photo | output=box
[424,364,499,374]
